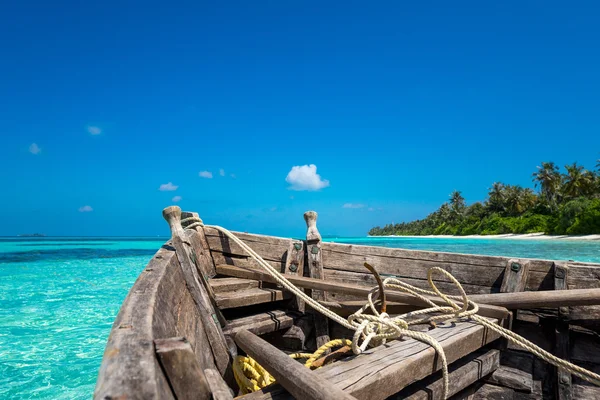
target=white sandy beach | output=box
[375,233,600,241]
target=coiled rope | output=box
[234,339,352,394]
[192,221,600,398]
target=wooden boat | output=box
[94,206,600,399]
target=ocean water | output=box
[1,236,599,399]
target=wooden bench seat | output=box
[241,317,503,400]
[210,277,260,293]
[223,310,299,336]
[215,287,291,309]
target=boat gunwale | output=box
[94,243,178,400]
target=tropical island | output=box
[369,160,600,236]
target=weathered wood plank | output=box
[243,318,503,400]
[570,329,600,364]
[391,349,500,400]
[181,211,217,278]
[555,262,572,400]
[204,228,290,263]
[284,240,305,311]
[215,287,290,309]
[94,246,178,400]
[500,259,530,293]
[486,366,533,392]
[234,329,357,400]
[204,226,600,302]
[304,211,330,349]
[223,310,297,336]
[154,337,210,400]
[204,368,234,400]
[573,384,600,399]
[467,288,600,309]
[211,251,282,271]
[278,315,314,350]
[216,264,510,320]
[209,277,259,293]
[323,269,498,301]
[321,241,509,268]
[162,207,233,383]
[323,254,506,288]
[452,383,537,399]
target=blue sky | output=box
[1,1,599,237]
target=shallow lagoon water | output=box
[1,236,599,399]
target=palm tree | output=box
[563,162,587,199]
[532,162,561,210]
[486,182,505,213]
[581,170,598,196]
[449,190,466,218]
[503,185,535,216]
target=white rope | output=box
[203,224,600,398]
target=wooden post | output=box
[162,206,235,387]
[181,211,217,279]
[554,262,572,400]
[500,259,530,294]
[499,259,528,343]
[304,211,331,349]
[284,239,305,312]
[180,211,221,310]
[154,337,211,400]
[234,329,357,400]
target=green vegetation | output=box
[369,160,600,236]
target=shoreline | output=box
[369,233,600,241]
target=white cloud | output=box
[159,182,178,191]
[199,171,213,179]
[79,205,93,212]
[230,173,236,179]
[219,168,225,177]
[87,125,102,135]
[285,164,330,191]
[29,143,41,155]
[368,207,375,211]
[343,203,366,209]
[88,125,102,135]
[172,195,182,203]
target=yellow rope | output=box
[203,224,600,399]
[234,339,352,394]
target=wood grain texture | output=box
[234,329,357,400]
[154,337,210,400]
[223,310,297,336]
[485,366,533,392]
[284,240,305,311]
[216,265,510,320]
[214,287,290,309]
[554,262,572,400]
[279,315,314,350]
[391,349,500,400]
[162,207,233,382]
[209,277,259,293]
[243,318,503,400]
[304,211,331,350]
[181,211,217,278]
[204,368,234,400]
[202,225,600,321]
[323,269,498,302]
[500,259,530,293]
[94,246,179,400]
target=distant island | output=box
[17,233,46,237]
[369,160,600,236]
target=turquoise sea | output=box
[1,236,599,399]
